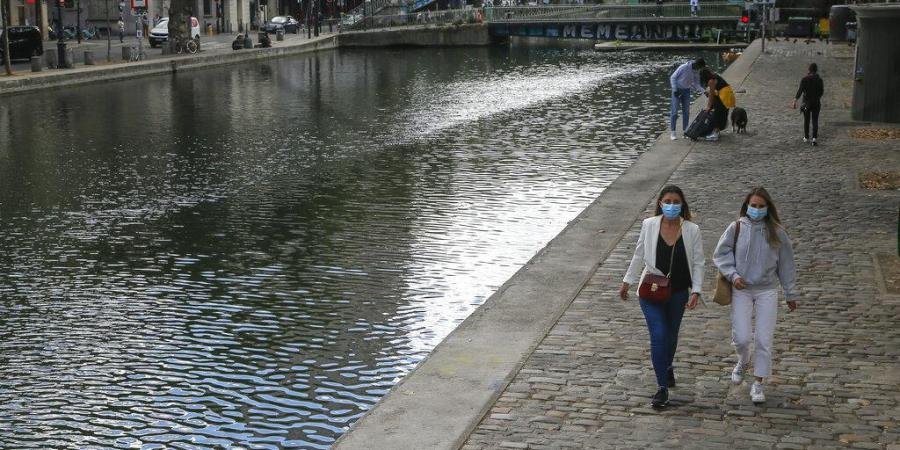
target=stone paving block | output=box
[462,40,900,450]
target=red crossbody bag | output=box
[638,243,676,304]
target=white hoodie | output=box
[712,216,798,301]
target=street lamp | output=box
[106,0,111,61]
[56,0,67,68]
[76,0,82,43]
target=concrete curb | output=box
[333,40,764,450]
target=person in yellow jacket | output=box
[699,68,735,141]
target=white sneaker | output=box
[750,382,766,404]
[704,132,719,141]
[811,138,818,146]
[670,132,678,140]
[802,137,809,143]
[731,363,745,384]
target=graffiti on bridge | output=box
[494,23,729,41]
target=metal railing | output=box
[343,8,483,31]
[484,2,742,23]
[343,0,396,27]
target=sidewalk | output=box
[462,41,900,449]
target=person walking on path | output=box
[669,58,706,141]
[792,63,824,146]
[620,185,704,408]
[713,187,798,404]
[699,67,736,141]
[690,0,699,17]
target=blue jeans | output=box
[640,289,689,388]
[670,88,692,132]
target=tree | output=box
[167,0,191,52]
[2,0,12,75]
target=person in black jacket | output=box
[792,63,824,146]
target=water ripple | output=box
[0,46,723,448]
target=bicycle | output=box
[173,37,199,54]
[130,13,147,62]
[82,24,99,40]
[129,45,146,61]
[62,26,78,40]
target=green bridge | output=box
[485,2,745,41]
[342,2,745,42]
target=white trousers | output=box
[731,288,778,378]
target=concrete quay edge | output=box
[333,40,764,450]
[593,41,748,52]
[0,35,339,97]
[0,24,494,97]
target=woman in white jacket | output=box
[620,185,705,408]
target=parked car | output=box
[149,17,201,48]
[0,26,44,61]
[784,16,815,38]
[263,16,300,34]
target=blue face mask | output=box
[661,203,682,219]
[747,206,768,221]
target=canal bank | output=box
[0,24,495,97]
[2,45,691,448]
[336,39,900,449]
[331,36,760,450]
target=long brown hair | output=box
[655,185,692,221]
[740,187,782,246]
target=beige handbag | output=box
[713,221,741,306]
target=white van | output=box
[149,17,201,48]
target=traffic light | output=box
[740,12,749,24]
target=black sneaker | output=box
[667,368,676,388]
[651,387,669,408]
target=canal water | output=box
[0,47,720,448]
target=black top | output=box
[795,73,824,106]
[655,233,692,292]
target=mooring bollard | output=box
[84,50,95,65]
[31,56,43,72]
[45,51,58,69]
[62,48,74,68]
[122,45,132,61]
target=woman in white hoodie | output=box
[713,187,797,404]
[620,185,705,408]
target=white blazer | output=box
[623,215,705,295]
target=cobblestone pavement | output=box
[462,41,900,449]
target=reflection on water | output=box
[0,46,718,448]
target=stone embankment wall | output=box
[0,36,340,97]
[0,25,496,97]
[339,24,496,47]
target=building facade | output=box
[3,0,251,41]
